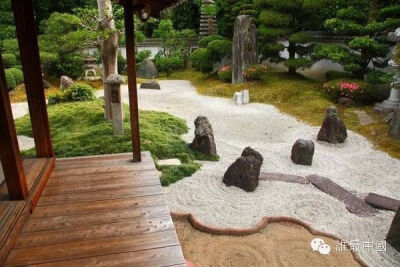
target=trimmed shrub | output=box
[8,68,24,84]
[136,50,152,63]
[155,55,184,75]
[199,35,226,48]
[4,69,16,90]
[207,39,232,60]
[323,79,370,101]
[325,71,354,81]
[190,48,213,73]
[2,53,17,68]
[365,70,393,85]
[49,84,95,105]
[243,64,268,81]
[217,65,232,82]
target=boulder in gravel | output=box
[60,76,74,90]
[387,208,400,252]
[140,80,161,90]
[223,147,263,192]
[190,116,217,155]
[137,59,158,79]
[317,106,348,144]
[291,139,314,166]
[337,97,353,107]
[389,108,400,140]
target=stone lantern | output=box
[375,28,400,114]
[104,74,125,135]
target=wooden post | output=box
[123,2,142,162]
[0,54,28,200]
[11,0,54,158]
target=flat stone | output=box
[140,81,161,90]
[259,172,309,185]
[157,158,182,166]
[387,208,400,252]
[365,193,400,212]
[18,135,35,151]
[307,174,377,217]
[354,110,376,126]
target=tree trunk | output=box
[288,42,296,75]
[97,0,118,121]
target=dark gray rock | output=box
[140,80,161,90]
[43,79,51,89]
[60,76,74,90]
[137,59,158,79]
[337,97,354,107]
[387,208,400,252]
[389,108,400,139]
[190,116,217,155]
[317,106,348,144]
[291,139,314,166]
[223,147,263,192]
[232,15,258,84]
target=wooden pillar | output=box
[0,54,28,200]
[123,2,142,162]
[11,0,54,158]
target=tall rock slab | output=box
[232,15,257,84]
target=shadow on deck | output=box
[3,152,185,266]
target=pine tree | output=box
[254,0,323,74]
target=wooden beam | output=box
[123,2,142,162]
[0,53,28,200]
[11,0,54,158]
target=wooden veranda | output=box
[0,0,184,266]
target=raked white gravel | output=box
[99,80,400,266]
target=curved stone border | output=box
[171,212,368,267]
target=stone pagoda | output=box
[200,0,217,36]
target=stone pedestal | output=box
[105,74,125,135]
[374,87,400,114]
[232,15,257,84]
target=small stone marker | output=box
[317,106,348,144]
[60,76,74,90]
[157,158,182,167]
[140,80,161,90]
[389,107,400,139]
[233,90,250,105]
[105,74,125,135]
[365,193,400,212]
[190,116,217,155]
[223,147,263,192]
[387,208,400,252]
[291,139,314,166]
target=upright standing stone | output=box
[291,139,315,166]
[105,74,124,135]
[60,76,74,91]
[387,208,400,252]
[232,15,258,84]
[389,107,400,139]
[317,106,348,144]
[190,116,217,155]
[137,59,158,79]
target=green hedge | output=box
[48,84,95,105]
[8,68,24,84]
[2,53,17,68]
[4,69,16,90]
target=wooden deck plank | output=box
[32,194,166,218]
[38,185,163,206]
[5,152,184,267]
[16,216,174,248]
[6,230,179,266]
[43,170,159,192]
[22,205,171,233]
[28,245,186,267]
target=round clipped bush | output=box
[2,53,17,68]
[64,84,95,102]
[155,55,184,75]
[243,64,268,81]
[4,69,16,90]
[48,92,65,105]
[8,68,24,84]
[323,79,370,101]
[190,48,213,73]
[199,35,226,48]
[207,39,232,60]
[217,65,232,82]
